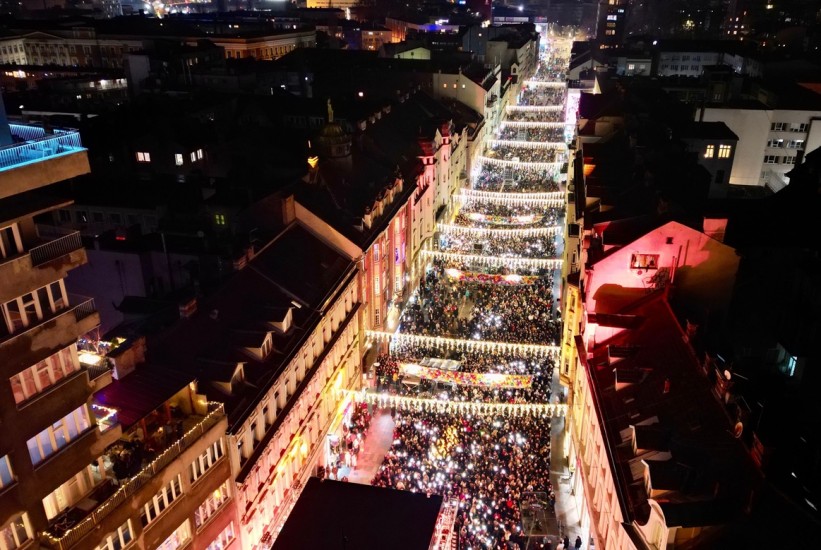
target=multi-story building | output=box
[145,221,364,547]
[0,94,235,550]
[698,85,821,191]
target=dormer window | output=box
[261,334,273,358]
[631,253,658,271]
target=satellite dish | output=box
[733,422,743,438]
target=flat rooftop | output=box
[274,478,443,550]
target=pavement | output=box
[347,410,396,485]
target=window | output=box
[783,156,796,165]
[787,140,804,149]
[770,122,786,132]
[791,123,808,133]
[605,30,616,36]
[0,456,13,488]
[787,356,797,377]
[704,145,715,158]
[373,244,379,262]
[627,63,635,71]
[174,154,183,166]
[141,475,184,527]
[682,55,690,61]
[197,149,203,160]
[373,274,380,294]
[214,214,226,226]
[0,514,31,550]
[205,522,236,550]
[191,439,225,483]
[630,253,659,270]
[374,307,381,327]
[26,405,90,465]
[718,144,732,158]
[190,152,196,162]
[691,65,698,71]
[10,348,77,404]
[136,152,150,162]
[767,139,784,148]
[194,481,231,529]
[94,520,133,550]
[156,520,191,550]
[763,155,779,164]
[606,14,617,21]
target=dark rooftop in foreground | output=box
[274,478,443,550]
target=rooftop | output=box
[149,222,356,427]
[274,478,443,550]
[582,293,760,531]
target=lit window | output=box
[190,152,196,162]
[0,455,14,488]
[767,139,784,148]
[214,214,226,226]
[175,154,183,166]
[155,519,191,550]
[704,145,715,158]
[718,144,732,158]
[443,83,447,88]
[0,514,32,550]
[136,151,150,162]
[26,405,91,464]
[787,140,804,149]
[191,440,225,483]
[194,480,231,529]
[205,522,237,550]
[787,356,797,377]
[630,253,659,270]
[627,63,635,70]
[197,148,203,159]
[141,475,184,527]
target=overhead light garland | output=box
[478,156,563,169]
[507,105,563,112]
[487,139,568,150]
[421,249,562,270]
[366,330,560,358]
[500,121,565,128]
[455,192,564,208]
[347,389,567,418]
[459,189,564,202]
[437,223,561,238]
[523,80,566,88]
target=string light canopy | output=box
[421,249,562,270]
[367,330,560,358]
[507,105,564,112]
[348,390,567,418]
[459,189,564,202]
[523,80,566,88]
[487,139,568,150]
[478,156,564,169]
[500,121,565,128]
[437,223,562,238]
[455,193,564,208]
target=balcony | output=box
[0,124,89,200]
[0,296,99,373]
[42,402,226,550]
[0,226,86,304]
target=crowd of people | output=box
[486,144,565,164]
[519,87,566,107]
[474,165,561,193]
[506,109,564,123]
[497,125,565,143]
[371,410,554,550]
[454,202,562,229]
[439,232,558,259]
[398,262,559,345]
[361,46,573,550]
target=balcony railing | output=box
[30,226,83,267]
[43,402,226,550]
[0,297,97,348]
[0,127,84,172]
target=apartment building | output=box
[0,94,235,550]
